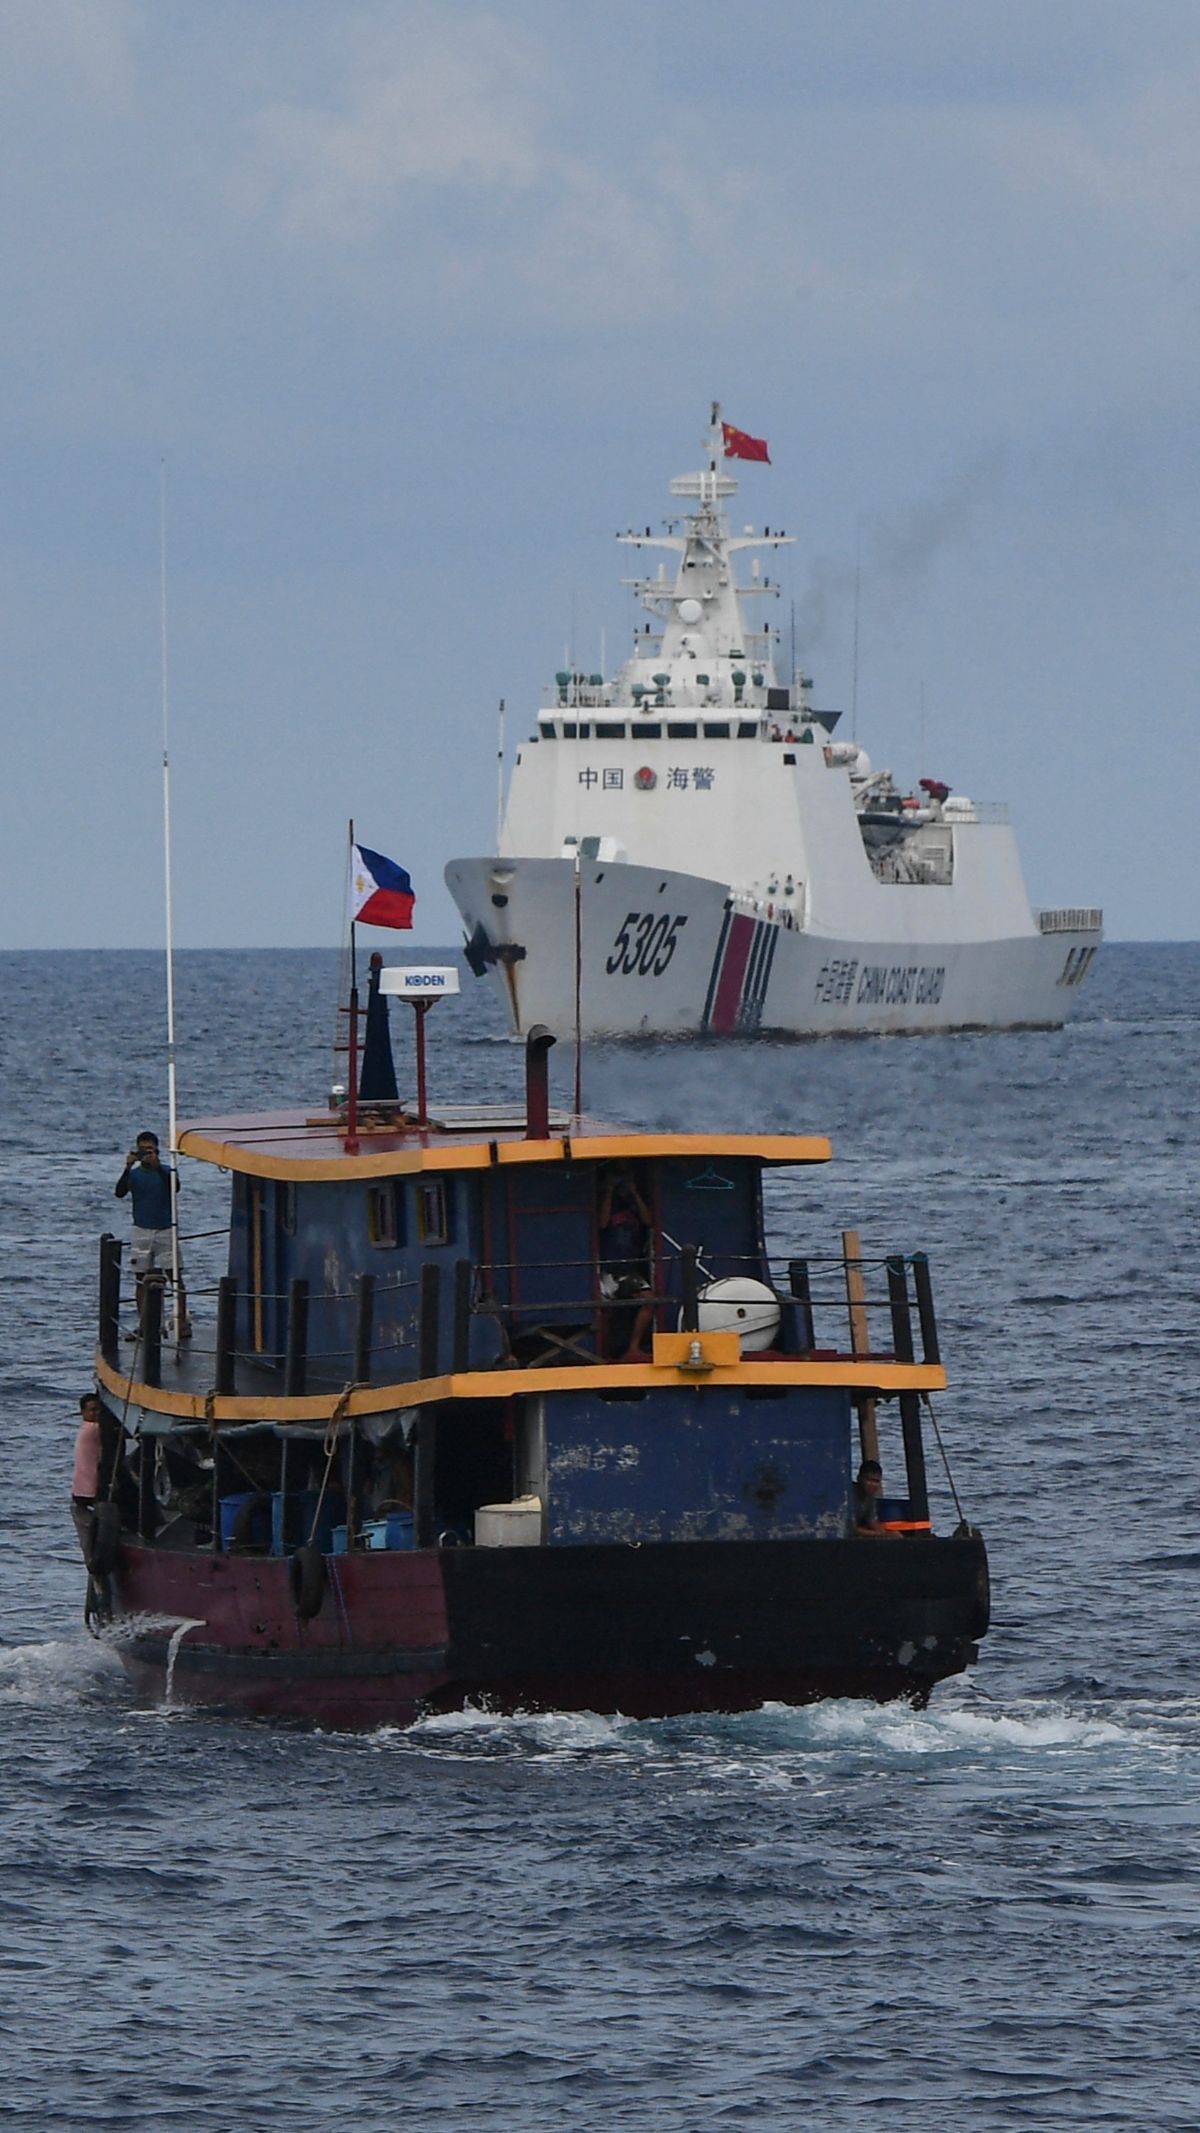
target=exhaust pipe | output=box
[525,1025,556,1139]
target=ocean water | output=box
[2,943,1198,2131]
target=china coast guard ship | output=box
[80,979,988,1728]
[446,409,1101,1038]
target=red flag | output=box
[722,421,770,464]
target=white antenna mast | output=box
[160,464,182,1350]
[851,519,862,743]
[495,698,506,853]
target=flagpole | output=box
[160,463,182,1350]
[348,817,358,991]
[346,819,359,1153]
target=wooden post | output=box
[788,1257,815,1351]
[215,1276,237,1396]
[886,1257,915,1364]
[912,1253,940,1364]
[284,1278,309,1397]
[842,1228,879,1467]
[354,1273,375,1382]
[899,1394,930,1524]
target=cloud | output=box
[237,9,873,325]
[0,0,137,112]
[244,13,547,243]
[977,74,1200,244]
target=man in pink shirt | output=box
[71,1392,104,1557]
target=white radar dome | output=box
[677,597,703,624]
[686,1277,781,1353]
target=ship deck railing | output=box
[95,1233,944,1413]
[1036,906,1103,933]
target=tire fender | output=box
[289,1542,327,1621]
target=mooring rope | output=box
[305,1383,356,1547]
[921,1390,966,1526]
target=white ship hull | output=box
[446,857,1100,1038]
[444,411,1101,1040]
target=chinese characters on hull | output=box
[577,767,716,791]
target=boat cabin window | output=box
[638,723,662,739]
[368,1183,402,1249]
[539,722,556,738]
[667,722,698,739]
[417,1178,451,1246]
[703,722,731,739]
[737,722,759,739]
[596,722,626,739]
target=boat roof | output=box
[177,1108,832,1182]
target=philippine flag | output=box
[351,843,415,929]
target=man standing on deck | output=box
[115,1130,189,1338]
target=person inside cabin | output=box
[115,1130,190,1339]
[597,1161,656,1361]
[853,1458,897,1536]
[70,1392,104,1558]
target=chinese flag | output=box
[722,422,770,464]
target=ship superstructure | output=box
[447,409,1101,1036]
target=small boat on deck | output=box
[82,970,989,1727]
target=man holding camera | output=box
[115,1130,189,1338]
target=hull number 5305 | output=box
[606,911,689,977]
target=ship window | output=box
[417,1178,450,1246]
[562,723,577,739]
[638,723,662,739]
[578,723,591,739]
[367,1183,401,1249]
[595,722,626,739]
[667,722,698,739]
[737,722,759,739]
[702,722,730,739]
[539,723,557,738]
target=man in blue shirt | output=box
[115,1131,189,1338]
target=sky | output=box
[2,0,1198,947]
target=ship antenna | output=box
[495,698,506,853]
[159,463,182,1351]
[851,519,861,744]
[573,852,583,1123]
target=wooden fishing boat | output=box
[83,973,989,1726]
